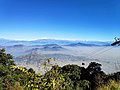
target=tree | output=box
[0,48,14,66]
[61,64,90,90]
[28,68,35,74]
[86,62,106,90]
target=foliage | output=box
[0,48,14,66]
[60,64,90,90]
[0,48,120,90]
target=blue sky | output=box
[0,0,120,41]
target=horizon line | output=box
[0,38,113,42]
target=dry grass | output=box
[97,80,120,90]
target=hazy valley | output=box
[0,39,119,74]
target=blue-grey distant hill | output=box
[0,39,76,46]
[0,38,111,46]
[25,44,65,53]
[65,42,111,47]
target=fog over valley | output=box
[0,39,119,74]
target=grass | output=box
[97,80,120,90]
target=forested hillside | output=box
[0,49,120,90]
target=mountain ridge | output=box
[0,38,112,46]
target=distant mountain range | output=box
[0,38,112,46]
[66,42,111,46]
[25,44,65,53]
[0,38,112,57]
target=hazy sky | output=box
[0,0,120,41]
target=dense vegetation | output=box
[0,49,120,90]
